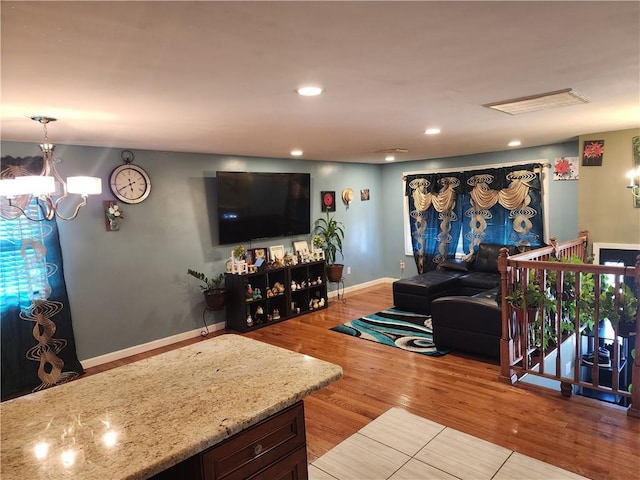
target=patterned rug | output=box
[330,308,450,356]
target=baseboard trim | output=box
[80,322,225,369]
[82,277,395,369]
[326,277,394,298]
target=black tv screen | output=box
[216,171,311,245]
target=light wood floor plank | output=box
[85,283,639,480]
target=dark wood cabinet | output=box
[151,402,308,480]
[225,261,327,333]
[202,402,306,480]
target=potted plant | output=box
[506,279,558,351]
[232,244,247,261]
[187,269,226,311]
[599,282,638,337]
[313,211,345,282]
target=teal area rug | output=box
[330,308,450,356]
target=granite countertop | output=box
[1,334,343,479]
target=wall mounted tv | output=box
[216,171,311,245]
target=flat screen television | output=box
[216,171,311,245]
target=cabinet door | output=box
[201,402,306,480]
[248,446,308,480]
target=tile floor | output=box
[309,407,589,480]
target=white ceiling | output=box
[1,1,639,164]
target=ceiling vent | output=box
[483,88,590,115]
[375,147,409,154]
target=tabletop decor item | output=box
[104,201,123,231]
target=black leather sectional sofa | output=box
[392,244,517,359]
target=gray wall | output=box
[1,140,578,360]
[1,142,384,360]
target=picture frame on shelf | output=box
[247,247,267,265]
[293,240,309,256]
[269,245,285,262]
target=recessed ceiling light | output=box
[508,140,522,147]
[290,149,303,156]
[424,128,441,135]
[385,155,395,162]
[296,86,323,96]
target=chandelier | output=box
[627,166,640,199]
[0,116,102,221]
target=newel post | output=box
[498,247,517,384]
[628,254,640,418]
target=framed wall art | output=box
[321,191,336,212]
[582,140,604,166]
[553,157,578,181]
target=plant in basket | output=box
[187,269,226,311]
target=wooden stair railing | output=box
[497,232,640,418]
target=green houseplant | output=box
[187,269,226,311]
[599,282,638,336]
[313,211,345,282]
[506,278,558,350]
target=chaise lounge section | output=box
[392,244,518,358]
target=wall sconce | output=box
[626,166,640,198]
[0,116,102,221]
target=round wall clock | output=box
[109,150,151,204]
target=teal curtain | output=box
[1,156,83,400]
[405,163,545,273]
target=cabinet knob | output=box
[253,443,263,456]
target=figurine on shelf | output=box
[255,306,264,324]
[246,314,254,327]
[312,298,320,310]
[291,280,297,291]
[267,289,274,298]
[246,283,253,300]
[283,252,297,266]
[273,308,280,320]
[319,298,325,307]
[317,276,323,285]
[253,287,262,300]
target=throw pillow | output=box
[438,258,471,272]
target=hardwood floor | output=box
[85,282,639,480]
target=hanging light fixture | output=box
[0,116,102,221]
[627,166,640,199]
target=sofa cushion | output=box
[473,244,516,273]
[392,271,464,315]
[431,295,502,338]
[438,258,472,272]
[393,271,462,296]
[458,271,501,291]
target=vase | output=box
[109,218,120,231]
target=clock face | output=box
[109,164,151,204]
